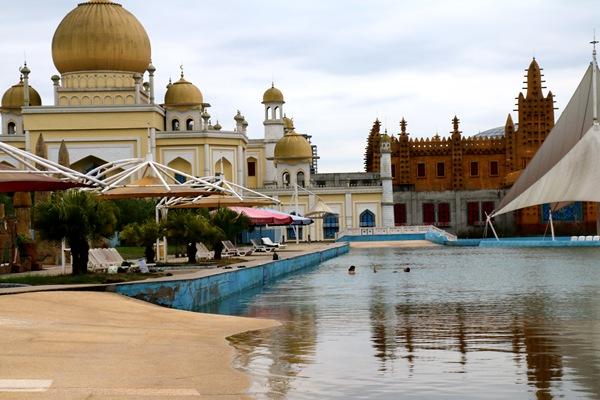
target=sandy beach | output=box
[0,291,279,399]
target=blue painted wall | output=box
[112,244,349,311]
[336,233,426,242]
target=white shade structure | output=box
[491,51,600,218]
[87,155,232,199]
[0,141,103,189]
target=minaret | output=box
[451,116,464,190]
[380,133,394,227]
[147,62,156,104]
[262,83,285,186]
[20,63,30,107]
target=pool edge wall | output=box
[111,243,349,311]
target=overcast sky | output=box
[1,0,598,172]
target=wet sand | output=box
[0,291,279,399]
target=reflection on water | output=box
[199,247,600,399]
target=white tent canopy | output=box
[491,57,600,218]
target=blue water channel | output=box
[198,246,600,399]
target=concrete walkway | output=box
[0,291,278,399]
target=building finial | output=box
[592,30,598,62]
[180,64,184,79]
[592,30,599,124]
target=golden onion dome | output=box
[1,80,42,110]
[262,84,284,104]
[274,131,313,163]
[164,76,203,108]
[52,0,151,74]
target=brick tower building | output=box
[364,58,596,235]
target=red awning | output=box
[0,165,87,193]
[229,206,293,226]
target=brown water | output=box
[202,246,600,399]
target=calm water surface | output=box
[199,246,600,399]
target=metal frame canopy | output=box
[158,177,279,209]
[0,141,104,188]
[87,155,234,199]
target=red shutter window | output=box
[470,161,479,176]
[394,203,407,226]
[247,161,256,177]
[417,163,426,178]
[438,203,450,226]
[423,203,435,224]
[467,202,480,226]
[490,161,499,176]
[437,162,445,177]
[481,201,495,218]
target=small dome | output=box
[52,0,151,74]
[262,84,284,104]
[274,131,313,164]
[164,77,203,108]
[1,80,42,110]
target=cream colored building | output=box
[0,0,392,241]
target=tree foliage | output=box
[120,219,162,263]
[34,191,117,275]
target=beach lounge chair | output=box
[593,236,600,241]
[88,248,122,272]
[195,242,215,261]
[586,236,593,241]
[222,241,254,257]
[251,238,274,252]
[262,237,287,249]
[578,236,586,241]
[570,236,578,241]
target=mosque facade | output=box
[0,0,391,241]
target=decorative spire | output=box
[166,78,172,89]
[505,113,514,131]
[400,118,407,135]
[452,115,460,132]
[180,64,184,79]
[58,140,70,167]
[525,58,543,99]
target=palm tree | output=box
[34,191,117,275]
[163,210,223,263]
[119,219,162,263]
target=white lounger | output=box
[262,237,287,249]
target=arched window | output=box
[265,107,271,120]
[282,172,290,187]
[274,106,280,119]
[186,119,194,131]
[7,122,16,135]
[323,213,339,239]
[359,210,376,227]
[172,119,180,131]
[297,171,305,187]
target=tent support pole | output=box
[549,209,555,241]
[485,212,499,241]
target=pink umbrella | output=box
[229,207,293,226]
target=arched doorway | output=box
[168,157,193,183]
[214,157,233,181]
[70,155,108,175]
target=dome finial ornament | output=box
[180,64,184,79]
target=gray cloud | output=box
[1,0,598,172]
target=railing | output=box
[336,225,457,241]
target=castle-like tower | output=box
[363,58,596,234]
